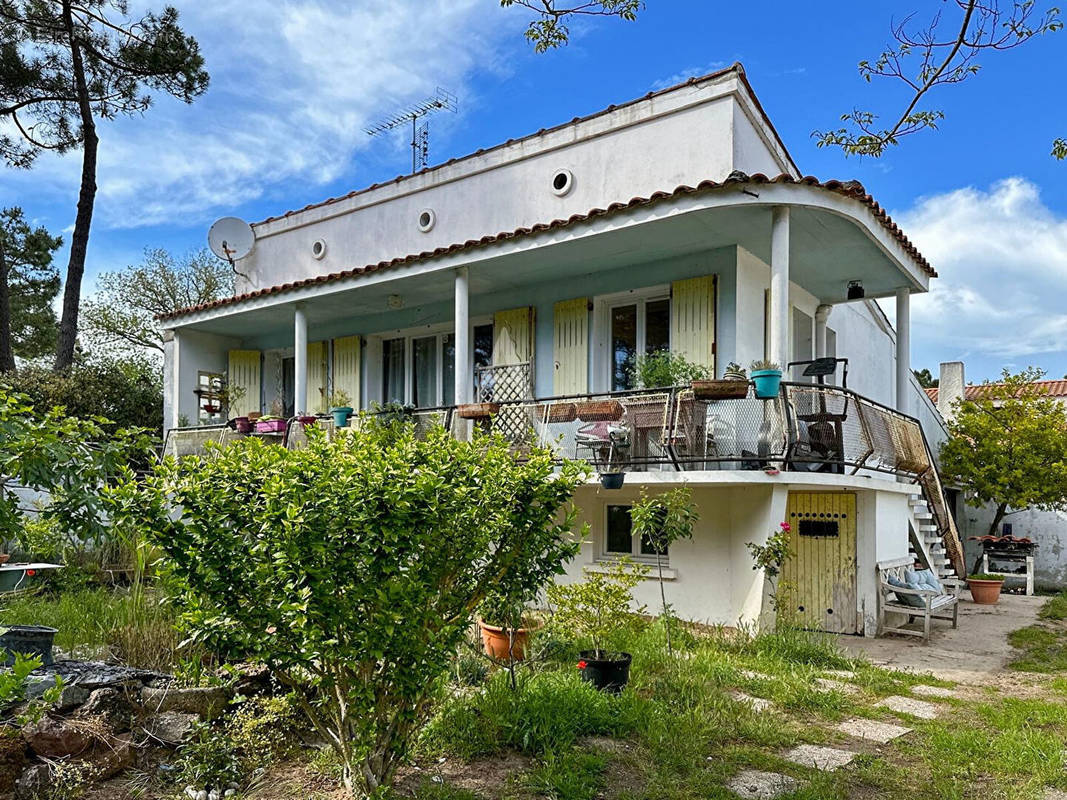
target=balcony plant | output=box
[547,558,648,693]
[692,361,751,400]
[967,572,1005,605]
[750,359,783,399]
[327,389,353,428]
[630,350,711,389]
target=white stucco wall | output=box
[237,71,795,293]
[170,329,241,428]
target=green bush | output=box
[118,421,588,796]
[2,354,162,434]
[629,351,711,389]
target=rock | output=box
[208,789,220,800]
[14,763,50,800]
[142,711,198,745]
[224,791,235,798]
[77,688,135,733]
[185,786,199,800]
[196,791,208,800]
[0,733,29,794]
[138,685,230,720]
[22,675,58,701]
[21,716,93,758]
[56,684,93,711]
[90,733,135,780]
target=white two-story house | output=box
[160,64,962,637]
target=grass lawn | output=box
[9,587,1065,800]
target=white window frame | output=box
[366,316,492,409]
[592,284,671,393]
[600,503,670,566]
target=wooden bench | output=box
[878,558,962,642]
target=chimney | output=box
[938,361,965,421]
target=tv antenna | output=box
[365,87,457,173]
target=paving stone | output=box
[911,684,957,699]
[738,669,771,681]
[837,718,912,743]
[813,677,858,695]
[726,769,800,799]
[781,744,857,771]
[822,669,857,680]
[731,691,774,713]
[1042,789,1067,800]
[876,695,939,719]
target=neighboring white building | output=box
[160,64,962,637]
[929,362,1067,590]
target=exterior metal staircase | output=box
[907,492,957,580]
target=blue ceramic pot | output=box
[330,406,353,428]
[751,369,783,399]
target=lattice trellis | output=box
[475,363,532,403]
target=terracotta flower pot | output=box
[478,619,539,661]
[691,379,751,400]
[457,402,500,420]
[967,577,1005,605]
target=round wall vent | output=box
[418,208,436,232]
[551,169,574,197]
[311,239,327,260]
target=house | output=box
[929,361,1067,591]
[159,64,963,637]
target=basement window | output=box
[604,504,667,561]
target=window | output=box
[604,505,667,560]
[377,323,493,408]
[608,295,670,391]
[196,371,224,423]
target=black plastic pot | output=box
[578,650,632,694]
[1,625,58,667]
[599,472,625,490]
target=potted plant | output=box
[255,416,287,434]
[457,401,500,419]
[967,572,1005,604]
[547,559,648,693]
[750,359,783,399]
[630,350,712,390]
[328,389,354,428]
[477,590,540,663]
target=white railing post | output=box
[294,304,308,415]
[769,207,790,368]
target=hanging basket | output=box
[575,399,624,422]
[691,379,751,400]
[537,402,578,423]
[457,402,500,419]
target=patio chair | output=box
[575,421,631,472]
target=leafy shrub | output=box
[119,422,588,796]
[3,354,163,434]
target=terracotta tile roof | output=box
[159,173,936,322]
[925,379,1067,403]
[255,63,798,227]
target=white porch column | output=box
[769,207,790,367]
[164,329,180,432]
[814,304,832,359]
[454,267,471,438]
[294,304,308,415]
[895,287,911,414]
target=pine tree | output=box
[0,207,62,371]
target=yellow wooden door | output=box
[779,492,858,634]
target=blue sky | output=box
[2,0,1065,382]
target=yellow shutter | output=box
[493,307,534,366]
[332,335,361,411]
[671,275,715,372]
[553,298,588,395]
[307,341,328,414]
[227,350,261,418]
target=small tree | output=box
[630,487,697,656]
[747,522,793,613]
[547,559,648,658]
[940,367,1067,536]
[114,422,587,796]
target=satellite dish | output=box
[208,217,254,264]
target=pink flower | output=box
[780,522,791,531]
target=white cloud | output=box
[896,177,1067,362]
[1,0,518,229]
[650,62,729,91]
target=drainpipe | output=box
[769,207,790,368]
[294,304,308,415]
[895,288,911,415]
